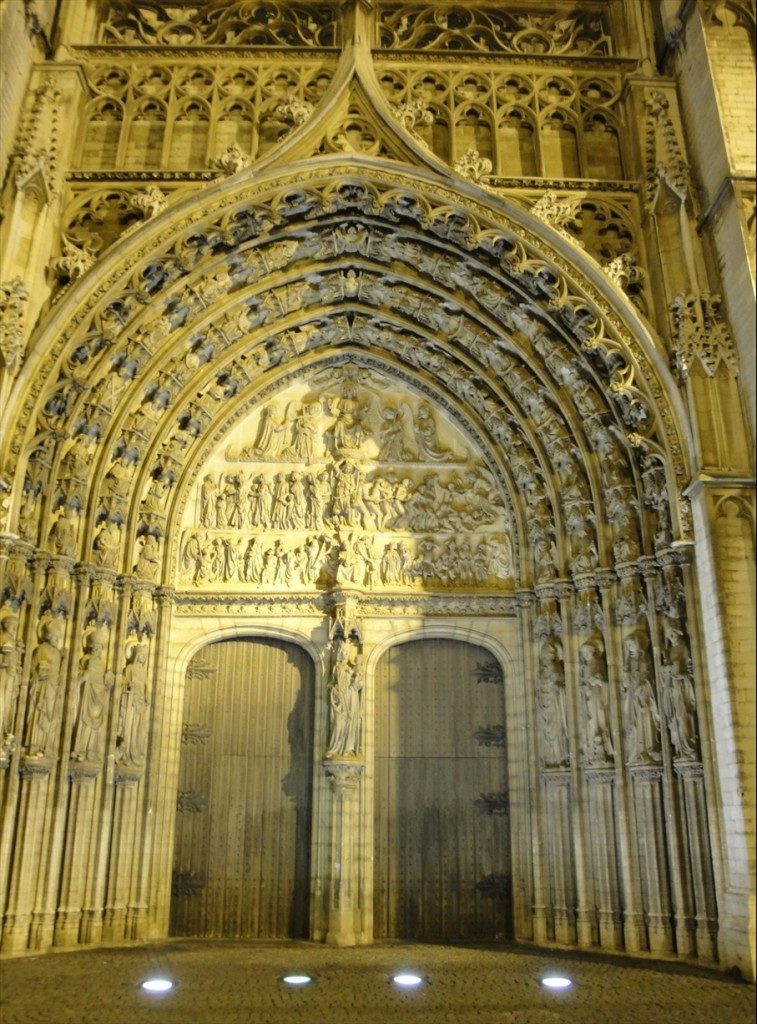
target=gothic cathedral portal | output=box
[0,0,754,980]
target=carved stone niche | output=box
[178,366,515,594]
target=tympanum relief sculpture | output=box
[179,370,514,592]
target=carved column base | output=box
[28,910,56,950]
[324,761,363,948]
[631,766,674,955]
[0,913,32,952]
[126,902,148,941]
[79,907,103,946]
[53,909,83,947]
[101,906,127,943]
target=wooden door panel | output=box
[374,639,511,941]
[171,638,313,938]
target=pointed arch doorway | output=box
[170,637,315,938]
[373,638,512,942]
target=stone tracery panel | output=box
[376,4,613,55]
[100,1,340,47]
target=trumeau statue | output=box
[179,372,514,592]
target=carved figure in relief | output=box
[71,625,114,762]
[253,404,290,457]
[102,452,136,499]
[579,633,614,762]
[414,402,450,461]
[0,614,20,744]
[93,520,121,569]
[48,505,79,558]
[660,620,699,760]
[117,642,150,766]
[378,404,416,461]
[537,634,569,767]
[622,628,661,764]
[135,533,161,580]
[331,391,368,453]
[24,617,67,759]
[199,474,216,528]
[485,534,513,579]
[290,401,321,462]
[325,639,362,758]
[247,474,271,527]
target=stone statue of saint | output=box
[24,617,67,759]
[537,634,569,768]
[579,633,614,763]
[622,627,661,764]
[325,640,363,758]
[117,642,150,766]
[71,625,114,762]
[0,613,20,745]
[660,620,699,761]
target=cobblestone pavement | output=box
[1,940,754,1024]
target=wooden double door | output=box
[170,635,510,942]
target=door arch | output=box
[373,638,511,942]
[170,636,314,938]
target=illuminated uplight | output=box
[141,978,174,993]
[541,975,572,990]
[283,974,313,986]
[392,973,424,987]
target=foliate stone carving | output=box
[454,148,492,182]
[378,6,612,56]
[670,293,739,382]
[71,624,114,763]
[212,143,252,175]
[644,91,689,204]
[13,78,61,200]
[529,191,584,247]
[0,279,29,375]
[54,237,97,286]
[392,98,434,146]
[274,97,315,138]
[128,185,167,221]
[579,632,614,765]
[116,641,150,766]
[622,625,661,765]
[101,1,338,47]
[23,615,68,759]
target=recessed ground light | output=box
[392,973,424,987]
[140,978,174,993]
[541,975,572,989]
[282,974,313,986]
